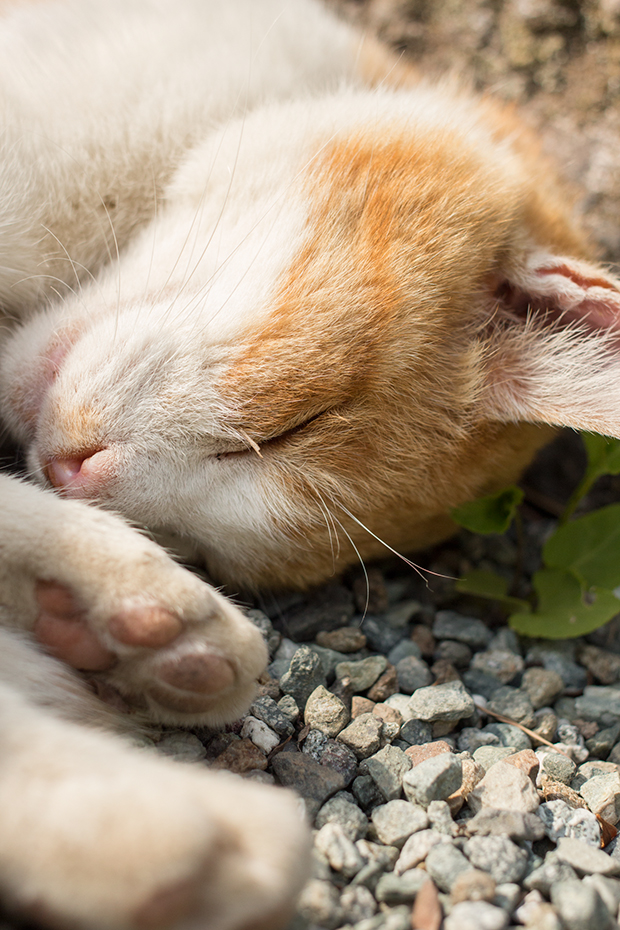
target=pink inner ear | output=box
[481,254,620,438]
[495,258,620,334]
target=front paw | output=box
[33,554,267,727]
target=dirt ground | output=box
[328,0,620,264]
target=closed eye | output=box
[215,408,330,461]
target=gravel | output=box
[150,501,620,930]
[161,532,620,930]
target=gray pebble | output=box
[540,801,601,847]
[316,793,369,842]
[282,582,354,641]
[374,869,428,903]
[436,639,473,668]
[427,799,454,835]
[338,713,383,759]
[575,686,620,723]
[464,835,529,884]
[250,694,295,737]
[320,739,359,786]
[555,837,620,876]
[387,640,422,666]
[583,874,620,920]
[488,628,521,654]
[383,599,422,628]
[471,649,524,685]
[309,643,351,679]
[586,722,620,759]
[371,799,428,847]
[296,879,343,930]
[314,822,365,877]
[526,648,588,693]
[550,878,612,930]
[406,680,475,726]
[280,646,327,707]
[399,718,433,745]
[540,751,577,785]
[524,853,579,895]
[462,668,503,699]
[359,745,412,802]
[426,842,472,892]
[277,694,300,721]
[335,656,388,692]
[457,728,500,754]
[521,667,564,709]
[485,722,532,751]
[493,882,524,913]
[395,655,432,694]
[432,611,493,649]
[579,771,620,824]
[556,722,589,763]
[473,746,518,772]
[271,752,345,820]
[352,774,386,811]
[303,728,329,762]
[402,753,462,807]
[444,900,508,930]
[466,808,545,842]
[395,828,450,873]
[268,636,299,679]
[486,686,535,726]
[339,885,377,924]
[358,616,402,654]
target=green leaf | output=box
[583,433,620,477]
[562,434,620,521]
[450,485,523,535]
[544,503,620,590]
[509,567,620,639]
[456,569,530,611]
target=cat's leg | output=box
[0,639,309,930]
[0,474,267,726]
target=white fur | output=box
[1,0,620,926]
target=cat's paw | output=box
[0,478,266,726]
[1,693,310,930]
[31,524,267,726]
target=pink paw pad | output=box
[35,581,117,671]
[34,582,184,672]
[157,653,235,695]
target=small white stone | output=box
[155,731,206,762]
[240,715,280,753]
[314,823,365,878]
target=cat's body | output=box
[1,0,620,927]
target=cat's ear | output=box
[481,252,620,438]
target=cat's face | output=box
[3,88,620,589]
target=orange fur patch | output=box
[212,121,576,587]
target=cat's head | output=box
[3,86,620,589]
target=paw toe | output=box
[109,606,183,648]
[34,581,117,671]
[157,652,236,695]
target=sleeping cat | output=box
[1,0,620,928]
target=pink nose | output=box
[43,449,114,496]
